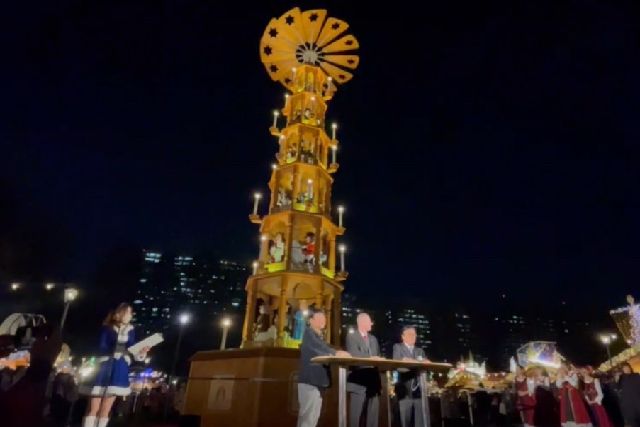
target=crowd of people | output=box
[511,362,640,427]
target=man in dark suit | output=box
[297,308,351,427]
[346,312,381,427]
[392,326,429,427]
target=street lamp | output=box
[166,312,191,418]
[599,332,618,363]
[220,317,232,350]
[60,287,79,333]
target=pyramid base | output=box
[183,347,339,427]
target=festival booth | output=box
[597,295,640,372]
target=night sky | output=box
[2,0,640,314]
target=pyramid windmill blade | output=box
[300,9,327,43]
[322,35,359,54]
[319,61,354,84]
[323,54,359,70]
[316,17,349,48]
[275,7,305,46]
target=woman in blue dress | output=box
[82,303,148,427]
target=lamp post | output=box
[220,317,232,350]
[171,313,191,384]
[60,287,79,333]
[599,332,618,364]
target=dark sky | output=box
[2,0,640,312]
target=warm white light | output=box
[145,357,151,364]
[254,193,262,200]
[332,123,338,130]
[260,235,267,242]
[338,244,347,253]
[271,163,277,170]
[45,283,56,291]
[64,288,79,303]
[337,205,345,214]
[302,309,309,317]
[273,110,279,117]
[348,327,355,334]
[221,317,232,328]
[311,96,316,101]
[307,179,313,184]
[10,282,21,291]
[179,313,191,326]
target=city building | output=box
[134,250,248,339]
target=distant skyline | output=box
[2,1,639,315]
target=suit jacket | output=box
[392,343,426,399]
[345,332,381,395]
[298,327,336,389]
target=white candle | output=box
[252,261,258,275]
[311,96,316,110]
[253,192,262,215]
[292,67,297,85]
[337,205,345,228]
[338,244,346,272]
[307,179,313,199]
[331,145,337,164]
[331,122,337,140]
[272,110,279,128]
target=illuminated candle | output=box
[253,192,262,215]
[337,205,345,228]
[271,163,277,170]
[252,261,258,275]
[307,179,313,199]
[331,122,337,140]
[272,110,280,128]
[331,145,337,165]
[338,244,346,272]
[292,67,297,84]
[310,96,316,110]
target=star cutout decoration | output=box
[268,28,278,38]
[345,39,354,46]
[285,15,294,25]
[331,22,340,30]
[309,13,319,22]
[269,65,278,73]
[263,46,273,56]
[347,59,355,65]
[338,74,346,80]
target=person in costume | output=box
[82,303,148,427]
[556,365,592,427]
[581,367,613,427]
[515,365,535,427]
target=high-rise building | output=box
[134,250,248,338]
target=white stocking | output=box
[97,417,110,427]
[82,415,97,427]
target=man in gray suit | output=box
[346,312,381,427]
[392,326,429,427]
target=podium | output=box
[312,356,451,427]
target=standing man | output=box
[392,326,429,427]
[346,312,382,427]
[297,308,351,427]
